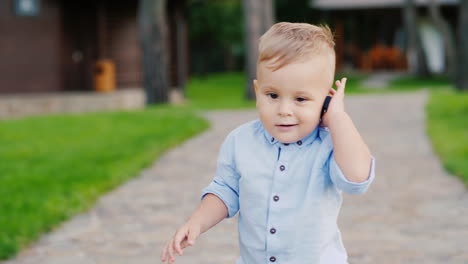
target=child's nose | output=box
[277,100,293,117]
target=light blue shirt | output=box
[201,120,375,264]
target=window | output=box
[15,0,40,17]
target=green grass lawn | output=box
[426,89,468,186]
[389,75,451,91]
[186,72,254,109]
[0,106,209,259]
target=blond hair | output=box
[257,22,336,72]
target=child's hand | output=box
[320,77,347,127]
[160,221,201,264]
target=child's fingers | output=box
[180,239,190,249]
[173,230,187,256]
[167,239,176,263]
[186,227,200,246]
[335,80,341,87]
[337,77,347,93]
[161,242,171,262]
[161,244,167,262]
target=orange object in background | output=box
[95,59,116,92]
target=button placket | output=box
[267,147,290,256]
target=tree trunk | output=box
[456,0,468,90]
[138,0,169,104]
[403,0,430,77]
[428,0,457,81]
[174,0,188,95]
[242,0,274,100]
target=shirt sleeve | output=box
[201,132,240,218]
[328,152,376,195]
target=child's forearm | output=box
[327,111,372,183]
[187,193,228,234]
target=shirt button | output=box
[273,195,279,202]
[270,256,276,262]
[297,140,302,145]
[279,165,285,171]
[270,228,276,234]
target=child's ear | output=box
[253,80,259,107]
[253,79,259,93]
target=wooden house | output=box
[0,0,188,95]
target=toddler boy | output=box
[161,22,375,264]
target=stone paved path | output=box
[3,90,468,264]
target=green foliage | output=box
[427,89,468,185]
[185,0,330,74]
[0,107,209,259]
[275,0,317,23]
[188,0,244,74]
[188,0,243,47]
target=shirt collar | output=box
[262,123,327,148]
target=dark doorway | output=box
[61,1,98,91]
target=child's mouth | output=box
[276,124,298,131]
[277,124,297,127]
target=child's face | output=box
[254,56,333,143]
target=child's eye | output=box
[296,97,306,102]
[268,93,278,99]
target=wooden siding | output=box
[106,1,143,89]
[0,0,63,93]
[0,0,143,94]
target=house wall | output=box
[106,1,143,89]
[0,0,63,94]
[0,0,143,94]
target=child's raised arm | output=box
[160,193,228,264]
[323,78,373,184]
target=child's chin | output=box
[275,135,300,144]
